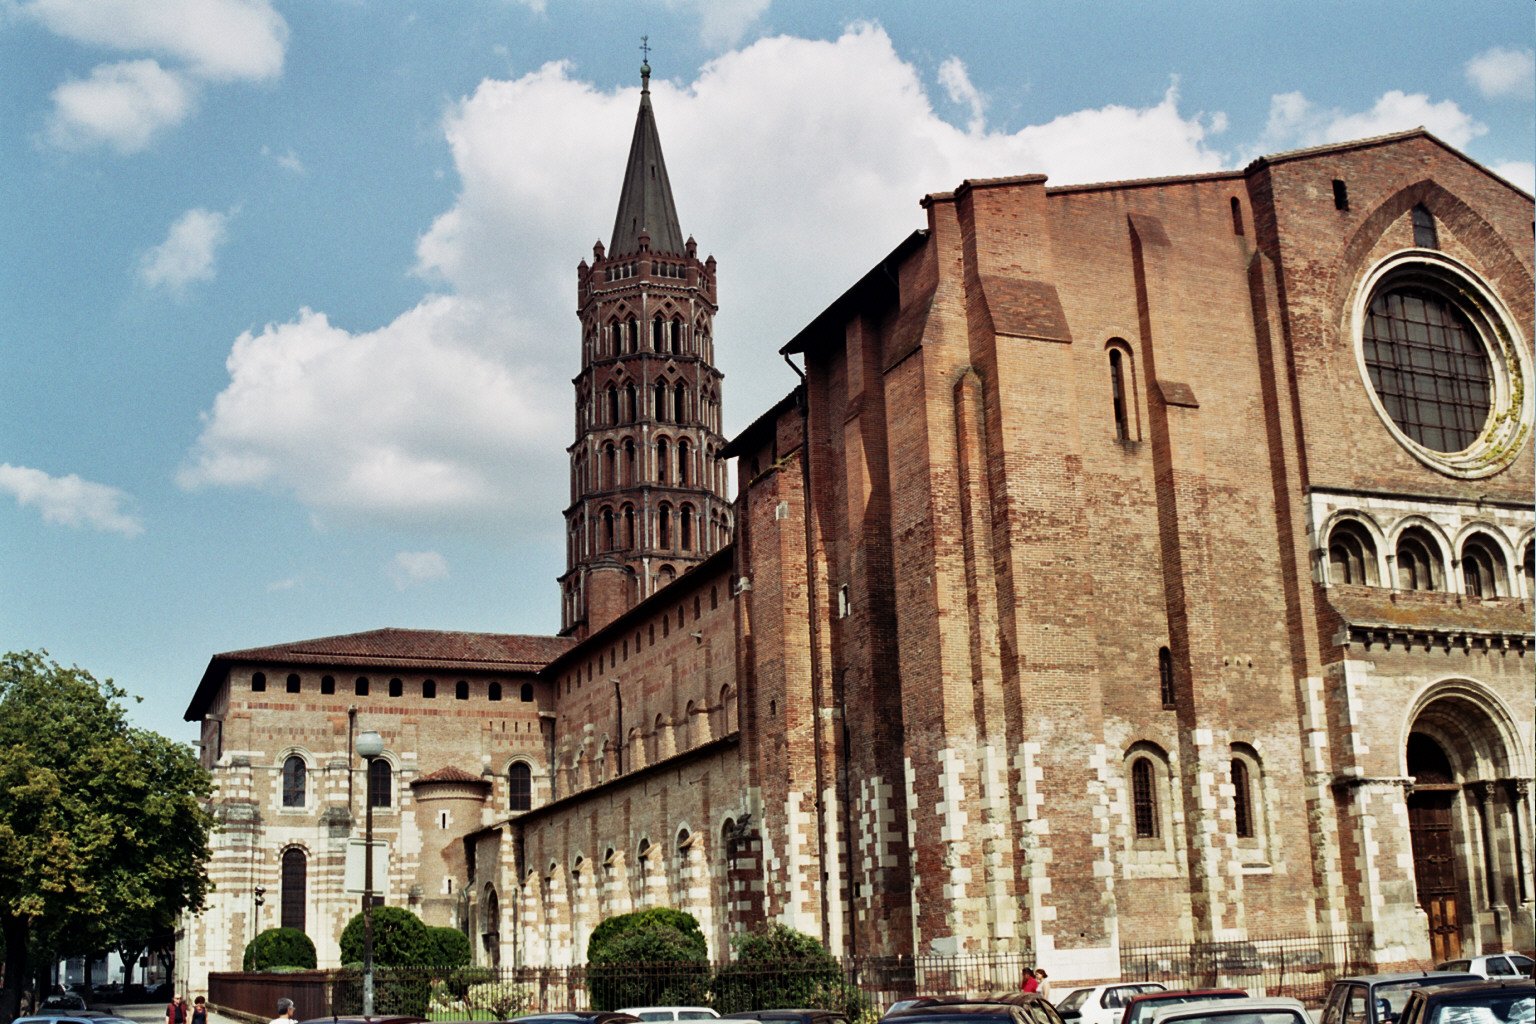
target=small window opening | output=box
[1230,196,1244,236]
[1232,758,1254,838]
[1110,349,1129,441]
[354,676,369,697]
[1412,204,1439,248]
[1132,758,1159,838]
[286,673,301,694]
[455,680,470,700]
[388,678,403,698]
[1332,179,1349,211]
[251,672,267,692]
[321,675,335,695]
[422,679,437,699]
[489,682,502,702]
[1158,647,1175,708]
[521,683,534,702]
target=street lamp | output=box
[356,729,385,1016]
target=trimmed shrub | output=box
[424,926,472,968]
[586,908,709,1011]
[338,906,430,966]
[330,967,431,1017]
[465,979,533,1019]
[712,925,868,1018]
[242,927,318,972]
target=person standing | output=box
[1022,968,1040,993]
[166,994,188,1024]
[190,996,209,1024]
[1034,969,1051,999]
[270,997,296,1024]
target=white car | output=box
[619,1009,721,1022]
[1149,997,1311,1024]
[1057,984,1168,1024]
[1434,955,1535,981]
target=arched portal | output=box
[1405,682,1530,961]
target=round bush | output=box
[713,924,866,1017]
[242,927,318,972]
[586,908,709,1011]
[338,905,430,966]
[424,926,472,967]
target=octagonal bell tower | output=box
[559,61,731,639]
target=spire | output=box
[609,56,685,257]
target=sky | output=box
[2,0,1532,742]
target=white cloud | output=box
[0,463,144,537]
[1465,47,1534,100]
[938,57,985,134]
[665,0,771,49]
[389,551,449,590]
[261,145,305,174]
[1489,160,1535,194]
[46,59,193,153]
[266,577,300,592]
[183,25,1235,536]
[1254,89,1485,158]
[140,208,232,291]
[21,0,287,82]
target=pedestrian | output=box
[1034,969,1051,999]
[166,994,189,1024]
[1022,968,1040,993]
[270,997,296,1024]
[191,996,209,1024]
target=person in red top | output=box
[1022,968,1040,993]
[165,995,188,1024]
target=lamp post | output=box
[356,729,385,1017]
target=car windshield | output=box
[1171,1013,1306,1024]
[1378,983,1441,1016]
[1059,992,1092,1013]
[679,1015,717,1021]
[1427,995,1535,1024]
[1130,996,1245,1024]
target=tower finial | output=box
[640,35,651,90]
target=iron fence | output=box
[1120,929,1376,1003]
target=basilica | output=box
[178,64,1535,993]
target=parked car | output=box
[15,1017,132,1024]
[40,997,89,1012]
[298,1016,426,1024]
[1147,997,1310,1024]
[1120,990,1248,1024]
[885,1000,948,1018]
[1395,978,1534,1024]
[1321,972,1485,1024]
[1057,985,1168,1024]
[1434,956,1536,981]
[721,1011,849,1024]
[620,1010,720,1022]
[509,1015,641,1024]
[882,1000,1060,1024]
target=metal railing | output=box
[1120,929,1376,1003]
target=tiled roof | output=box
[413,766,490,787]
[185,627,572,721]
[1324,587,1533,638]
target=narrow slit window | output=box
[1110,349,1129,440]
[1132,759,1159,838]
[1412,204,1439,249]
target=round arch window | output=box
[1353,251,1531,478]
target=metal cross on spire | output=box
[639,34,652,88]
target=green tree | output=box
[244,927,319,971]
[338,905,431,966]
[423,926,471,967]
[585,907,709,1010]
[713,924,865,1017]
[0,651,214,1019]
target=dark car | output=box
[40,997,89,1012]
[721,1012,848,1024]
[1322,973,1485,1024]
[299,1016,428,1024]
[1395,978,1534,1024]
[882,999,1063,1024]
[1120,990,1247,1024]
[509,1015,642,1024]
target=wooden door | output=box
[1409,789,1461,962]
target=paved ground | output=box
[90,1005,245,1024]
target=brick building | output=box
[179,68,1534,994]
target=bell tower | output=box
[559,59,731,639]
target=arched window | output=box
[1328,520,1379,585]
[1461,534,1505,598]
[672,316,686,354]
[622,504,636,549]
[509,762,532,812]
[1131,758,1158,838]
[520,683,534,702]
[603,442,617,488]
[321,675,335,695]
[625,316,638,354]
[624,438,637,485]
[659,504,672,549]
[653,315,665,351]
[455,680,470,701]
[388,677,403,698]
[653,380,669,422]
[1412,204,1438,249]
[1231,758,1254,838]
[354,676,369,696]
[1523,542,1534,599]
[1230,196,1244,236]
[282,755,307,808]
[367,758,391,809]
[656,437,670,484]
[280,847,306,932]
[251,672,266,692]
[1395,527,1442,591]
[606,385,619,426]
[489,682,503,702]
[676,438,691,485]
[680,505,694,551]
[675,381,688,422]
[603,507,615,551]
[657,565,675,589]
[1109,349,1129,441]
[625,383,638,423]
[422,678,437,699]
[286,673,301,694]
[605,318,619,358]
[1157,647,1175,708]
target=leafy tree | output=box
[0,651,214,1020]
[713,924,866,1017]
[244,927,319,970]
[586,908,709,1010]
[423,926,471,967]
[339,905,431,966]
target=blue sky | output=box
[3,0,1532,741]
